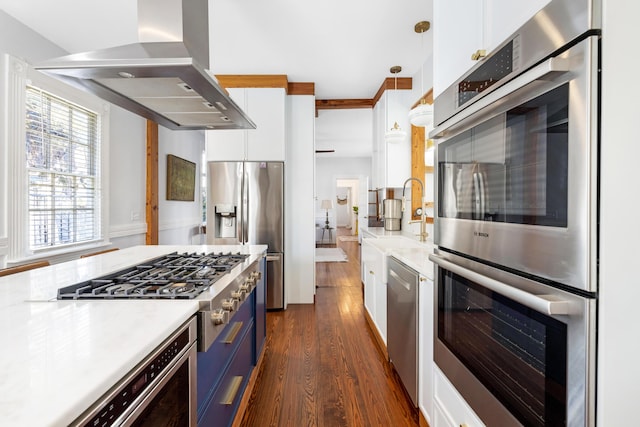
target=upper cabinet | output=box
[433,0,550,97]
[206,87,286,161]
[372,89,413,189]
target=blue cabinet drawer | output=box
[197,292,254,410]
[198,321,254,427]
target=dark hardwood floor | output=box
[238,228,419,426]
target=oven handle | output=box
[429,254,570,315]
[430,56,569,139]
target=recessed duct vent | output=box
[35,0,255,131]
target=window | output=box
[25,87,101,249]
[2,55,109,263]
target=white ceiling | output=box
[0,0,433,157]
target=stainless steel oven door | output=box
[430,250,595,427]
[73,318,198,427]
[431,35,599,293]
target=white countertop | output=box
[359,228,434,280]
[390,247,434,280]
[359,225,408,239]
[0,244,266,426]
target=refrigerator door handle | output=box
[242,164,249,244]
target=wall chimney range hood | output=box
[35,0,255,131]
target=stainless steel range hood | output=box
[35,0,255,131]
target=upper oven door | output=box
[432,35,599,293]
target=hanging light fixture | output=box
[409,20,433,128]
[385,65,407,144]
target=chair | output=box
[80,248,119,258]
[0,260,50,277]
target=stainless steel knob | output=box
[231,288,246,301]
[221,298,237,311]
[251,271,262,280]
[210,309,229,325]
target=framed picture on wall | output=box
[166,154,196,201]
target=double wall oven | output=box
[430,0,600,425]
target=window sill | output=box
[7,240,113,267]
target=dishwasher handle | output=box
[389,269,412,291]
[429,254,570,315]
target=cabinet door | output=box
[374,272,387,344]
[372,99,385,190]
[385,90,412,188]
[246,88,286,161]
[418,276,434,423]
[433,0,483,96]
[364,265,376,321]
[205,88,247,161]
[434,366,486,427]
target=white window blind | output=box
[25,86,100,249]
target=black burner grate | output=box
[57,252,249,300]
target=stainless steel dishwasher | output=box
[387,255,419,407]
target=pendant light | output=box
[385,66,407,144]
[408,21,433,128]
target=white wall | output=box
[108,106,147,248]
[157,128,205,245]
[315,157,371,230]
[0,10,66,63]
[285,95,315,306]
[598,0,640,424]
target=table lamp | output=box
[321,199,333,229]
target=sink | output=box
[362,237,426,283]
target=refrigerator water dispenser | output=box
[214,204,236,238]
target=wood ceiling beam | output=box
[372,77,413,106]
[315,99,375,110]
[216,75,420,110]
[288,82,315,95]
[411,88,434,108]
[215,75,289,91]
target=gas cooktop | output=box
[57,252,249,300]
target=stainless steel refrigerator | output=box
[206,161,284,309]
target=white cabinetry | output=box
[433,0,550,96]
[433,366,485,427]
[372,90,412,189]
[361,238,387,343]
[206,87,286,161]
[418,274,434,424]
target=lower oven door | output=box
[429,251,595,427]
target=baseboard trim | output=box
[363,306,388,360]
[419,409,430,427]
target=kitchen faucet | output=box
[402,177,428,242]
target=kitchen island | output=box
[0,244,266,426]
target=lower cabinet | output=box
[363,263,376,323]
[361,239,387,344]
[418,275,434,424]
[198,322,254,427]
[197,287,258,427]
[254,257,266,363]
[433,366,485,427]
